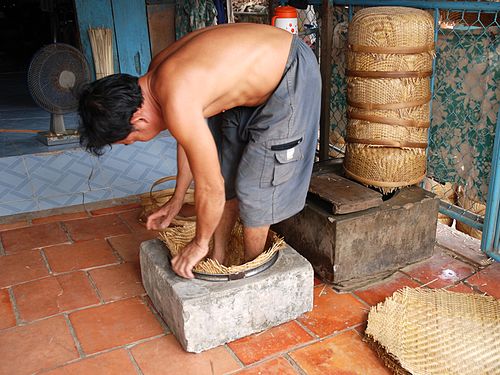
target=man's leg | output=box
[243,225,270,262]
[211,198,239,265]
[178,203,196,217]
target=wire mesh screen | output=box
[296,5,320,56]
[325,6,349,158]
[324,4,499,240]
[427,9,498,235]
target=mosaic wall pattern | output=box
[0,133,177,217]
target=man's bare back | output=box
[148,23,293,119]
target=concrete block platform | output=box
[140,239,314,353]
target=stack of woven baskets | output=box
[344,7,435,192]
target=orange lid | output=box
[274,5,297,18]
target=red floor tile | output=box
[0,316,79,375]
[443,282,477,294]
[44,239,120,273]
[130,335,241,375]
[354,322,368,335]
[465,262,500,298]
[32,211,89,225]
[297,287,368,337]
[0,289,16,330]
[235,357,299,375]
[40,349,137,375]
[107,232,159,263]
[353,272,421,306]
[400,252,476,288]
[63,215,131,242]
[69,297,163,355]
[0,220,30,232]
[228,321,313,365]
[90,203,142,216]
[118,208,154,233]
[89,262,145,302]
[13,272,100,322]
[0,250,49,288]
[1,222,69,254]
[290,330,391,375]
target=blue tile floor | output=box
[0,72,177,217]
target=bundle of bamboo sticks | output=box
[88,27,113,80]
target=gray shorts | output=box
[208,36,321,227]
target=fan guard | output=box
[28,43,90,114]
[27,43,90,145]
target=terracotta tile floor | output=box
[0,204,498,375]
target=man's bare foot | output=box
[171,240,209,278]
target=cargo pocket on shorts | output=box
[265,136,304,187]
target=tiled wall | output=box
[0,132,177,217]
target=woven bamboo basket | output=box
[456,186,485,240]
[422,177,457,226]
[344,7,435,192]
[159,220,285,276]
[365,287,500,375]
[138,176,196,227]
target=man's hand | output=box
[171,240,209,279]
[146,198,183,230]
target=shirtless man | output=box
[78,23,321,279]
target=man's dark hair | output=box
[78,73,143,156]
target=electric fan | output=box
[27,43,90,145]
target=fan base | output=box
[37,130,80,146]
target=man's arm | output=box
[165,102,225,278]
[146,144,193,230]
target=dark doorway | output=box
[0,0,79,157]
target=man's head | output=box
[78,73,143,156]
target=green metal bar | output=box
[481,108,500,261]
[439,202,484,231]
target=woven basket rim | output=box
[344,168,425,188]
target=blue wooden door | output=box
[74,0,119,79]
[74,0,151,78]
[111,0,151,76]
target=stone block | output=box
[140,239,313,353]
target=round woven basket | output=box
[138,176,195,227]
[159,220,285,277]
[344,7,435,192]
[344,144,427,189]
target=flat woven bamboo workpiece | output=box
[365,288,500,375]
[344,7,435,192]
[159,220,285,275]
